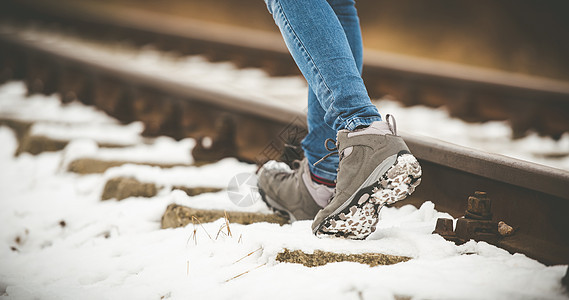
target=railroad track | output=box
[1,20,569,270]
[2,0,569,139]
[0,22,569,264]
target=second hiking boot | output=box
[257,158,333,221]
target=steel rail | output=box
[1,29,569,265]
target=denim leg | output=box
[303,88,339,180]
[264,0,381,133]
[277,0,380,181]
[328,0,363,74]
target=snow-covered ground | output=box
[1,21,569,298]
[0,81,568,299]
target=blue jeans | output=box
[265,0,382,181]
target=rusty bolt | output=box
[465,191,493,220]
[455,218,499,243]
[433,218,460,243]
[433,218,454,236]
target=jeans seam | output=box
[274,0,337,110]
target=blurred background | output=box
[88,0,569,80]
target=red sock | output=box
[310,171,336,188]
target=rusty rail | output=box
[1,20,569,265]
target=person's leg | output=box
[257,0,366,220]
[259,0,422,238]
[264,0,381,133]
[301,0,376,181]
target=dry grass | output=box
[225,263,267,282]
[276,249,411,267]
[161,204,289,229]
[233,246,263,264]
[187,215,213,246]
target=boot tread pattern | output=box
[316,153,422,239]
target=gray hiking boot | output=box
[257,158,333,222]
[312,115,422,239]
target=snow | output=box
[0,82,568,299]
[0,83,115,124]
[30,122,144,145]
[61,137,194,166]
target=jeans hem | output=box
[344,115,382,131]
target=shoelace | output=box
[386,114,397,135]
[312,114,397,168]
[312,138,338,167]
